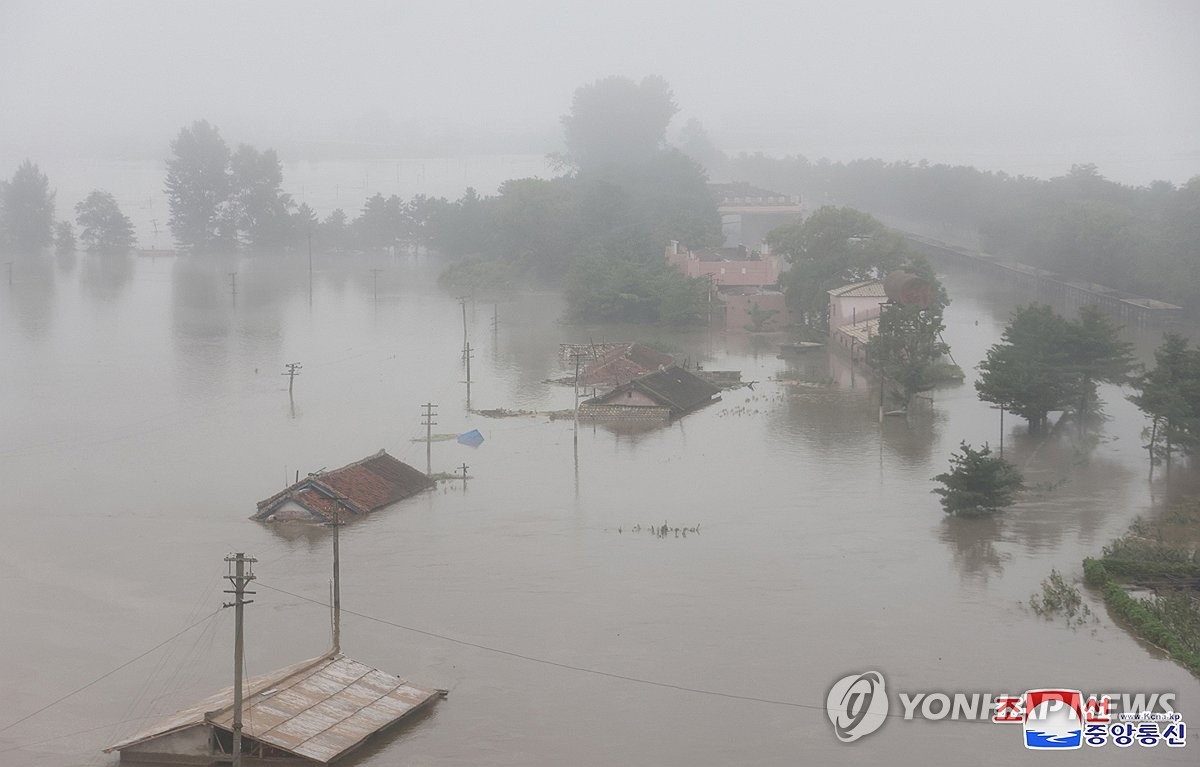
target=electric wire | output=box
[256,581,990,722]
[0,608,222,736]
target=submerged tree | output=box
[165,120,233,253]
[54,220,76,256]
[767,207,906,330]
[1129,333,1200,469]
[0,160,55,254]
[229,144,294,249]
[932,442,1024,517]
[1065,304,1136,428]
[75,190,136,254]
[559,75,677,171]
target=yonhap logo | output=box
[826,671,889,742]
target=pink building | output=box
[665,241,781,288]
[828,280,887,362]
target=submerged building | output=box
[106,652,441,764]
[254,450,432,523]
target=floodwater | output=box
[1,248,1197,767]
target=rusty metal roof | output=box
[106,653,440,763]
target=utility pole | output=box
[464,342,473,411]
[223,552,256,767]
[460,463,469,488]
[370,268,382,303]
[570,351,586,431]
[7,262,12,287]
[228,272,237,302]
[492,303,499,335]
[459,296,469,360]
[421,403,438,477]
[327,496,345,654]
[283,362,302,396]
[307,226,314,302]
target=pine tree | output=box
[932,442,1024,517]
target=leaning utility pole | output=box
[421,403,438,477]
[283,362,302,396]
[223,552,257,767]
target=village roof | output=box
[828,280,887,298]
[580,342,675,387]
[106,652,440,764]
[255,450,432,522]
[838,317,880,345]
[593,365,720,416]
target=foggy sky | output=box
[2,0,1198,185]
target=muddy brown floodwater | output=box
[1,251,1197,766]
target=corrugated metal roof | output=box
[107,653,440,764]
[828,280,887,298]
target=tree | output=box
[355,193,408,252]
[976,305,1077,432]
[1,160,55,254]
[1129,333,1200,468]
[1064,304,1135,428]
[75,191,136,254]
[54,221,76,256]
[978,304,1135,434]
[767,207,905,330]
[559,75,677,171]
[932,442,1024,517]
[165,120,234,253]
[230,145,294,248]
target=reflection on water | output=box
[1,251,1198,767]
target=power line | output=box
[254,582,842,714]
[0,608,223,736]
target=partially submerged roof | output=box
[107,652,440,764]
[828,280,887,298]
[580,342,675,387]
[255,450,432,522]
[591,365,720,416]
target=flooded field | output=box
[1,251,1197,766]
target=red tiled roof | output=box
[255,450,432,522]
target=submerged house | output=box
[105,652,441,764]
[254,450,432,523]
[579,342,675,388]
[580,365,720,423]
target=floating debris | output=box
[618,522,702,539]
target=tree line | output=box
[0,161,136,256]
[723,154,1200,309]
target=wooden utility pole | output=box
[464,342,473,411]
[283,362,302,395]
[460,463,469,489]
[459,297,469,359]
[228,272,237,300]
[328,497,344,654]
[421,403,438,477]
[307,227,314,302]
[223,552,256,767]
[570,352,585,431]
[370,268,382,303]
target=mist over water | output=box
[2,242,1197,764]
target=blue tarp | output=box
[457,429,484,447]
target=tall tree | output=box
[355,193,408,252]
[165,120,233,253]
[1129,333,1200,467]
[1,160,55,254]
[976,304,1076,433]
[230,145,294,248]
[559,75,677,171]
[75,190,136,254]
[767,207,905,330]
[54,220,76,256]
[1064,304,1136,427]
